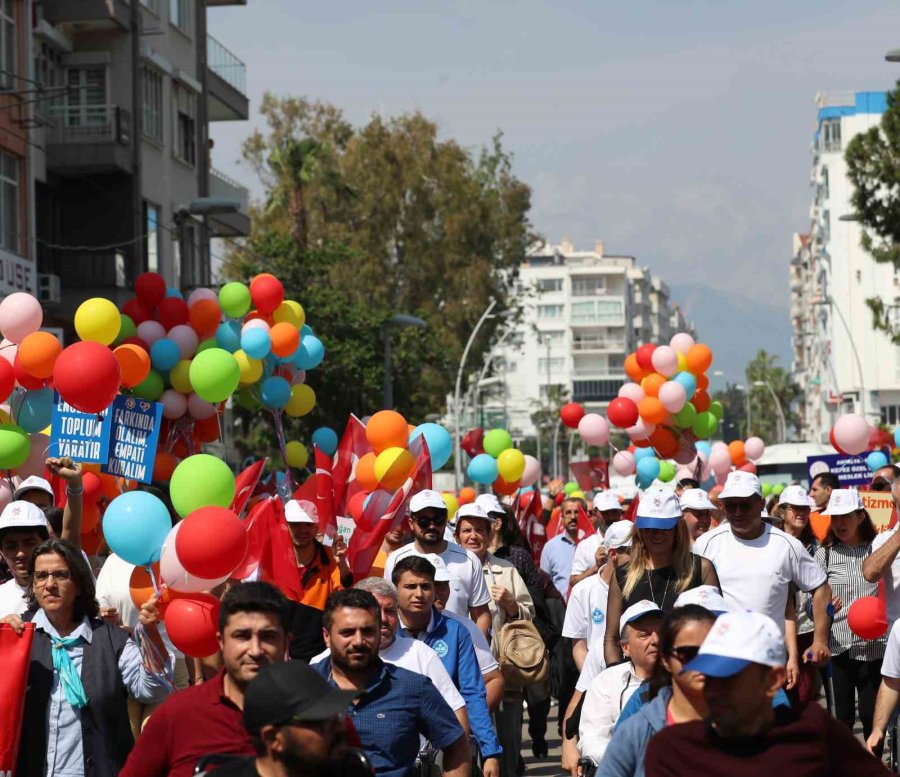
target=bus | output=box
[753,442,837,488]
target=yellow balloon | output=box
[570,490,585,500]
[375,447,414,490]
[285,384,315,417]
[285,440,309,468]
[273,300,305,329]
[441,492,459,521]
[497,448,526,482]
[234,349,263,385]
[169,360,193,394]
[74,297,121,345]
[0,409,12,425]
[676,352,687,372]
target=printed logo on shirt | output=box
[433,639,449,657]
[591,607,605,625]
[376,713,386,719]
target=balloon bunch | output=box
[466,428,540,495]
[706,437,766,483]
[560,402,611,447]
[761,482,785,498]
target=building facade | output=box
[790,91,893,442]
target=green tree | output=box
[712,382,748,443]
[744,350,801,443]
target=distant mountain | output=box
[668,283,793,383]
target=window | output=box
[537,304,563,320]
[882,405,900,426]
[66,67,107,126]
[169,0,190,32]
[539,384,566,400]
[538,330,565,345]
[141,0,162,13]
[822,119,841,152]
[821,166,830,199]
[571,276,606,297]
[0,150,18,252]
[537,278,563,292]
[34,42,65,117]
[572,380,620,403]
[0,0,13,91]
[538,357,565,372]
[142,67,163,143]
[144,201,160,273]
[173,82,197,165]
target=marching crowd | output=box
[5,458,900,776]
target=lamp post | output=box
[810,294,868,422]
[383,314,426,409]
[176,197,240,291]
[753,380,786,443]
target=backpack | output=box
[496,618,549,688]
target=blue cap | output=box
[635,516,680,530]
[682,654,752,678]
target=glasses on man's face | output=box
[670,645,701,664]
[33,569,72,584]
[415,515,447,529]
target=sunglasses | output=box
[415,515,447,529]
[871,478,893,492]
[670,645,701,664]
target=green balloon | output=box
[773,484,785,496]
[0,424,29,469]
[219,282,252,318]
[658,460,676,482]
[190,348,240,403]
[237,387,261,411]
[691,411,718,440]
[196,338,218,354]
[483,428,513,458]
[761,483,773,497]
[673,402,697,429]
[708,401,724,421]
[132,369,164,401]
[169,453,236,518]
[564,481,579,495]
[114,314,136,346]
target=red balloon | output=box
[175,506,248,579]
[194,415,220,443]
[847,596,888,640]
[122,298,153,325]
[607,397,639,428]
[250,274,285,315]
[163,594,221,657]
[82,471,103,504]
[13,354,49,390]
[560,402,585,429]
[0,357,13,399]
[635,343,656,370]
[830,428,847,455]
[135,272,167,308]
[347,491,370,522]
[53,342,121,413]
[156,297,189,331]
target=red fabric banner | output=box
[569,458,610,491]
[331,415,371,516]
[314,447,336,536]
[230,459,267,517]
[0,622,34,774]
[235,497,302,601]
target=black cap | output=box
[243,662,360,735]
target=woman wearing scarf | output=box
[0,538,173,777]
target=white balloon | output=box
[159,522,229,593]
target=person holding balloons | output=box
[813,489,885,740]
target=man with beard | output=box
[314,589,471,777]
[541,498,582,599]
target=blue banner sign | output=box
[50,393,112,463]
[102,395,163,484]
[806,451,882,487]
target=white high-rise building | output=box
[791,91,894,442]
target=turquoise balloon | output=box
[410,422,453,470]
[468,453,498,484]
[636,456,660,486]
[260,376,291,409]
[13,388,52,433]
[673,371,697,400]
[102,491,172,566]
[215,320,242,353]
[867,450,889,472]
[311,427,339,456]
[634,447,656,462]
[294,335,325,370]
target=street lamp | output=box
[383,314,426,408]
[752,380,786,443]
[886,49,900,62]
[810,295,868,421]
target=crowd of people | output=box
[4,457,900,776]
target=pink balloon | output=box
[711,441,729,458]
[658,381,687,413]
[0,339,16,367]
[242,319,270,334]
[168,325,199,359]
[578,413,610,446]
[187,288,217,307]
[613,450,636,476]
[291,369,306,385]
[627,417,656,440]
[0,293,43,344]
[160,522,229,593]
[17,432,48,479]
[136,320,166,345]
[670,332,695,355]
[520,454,541,488]
[744,436,765,461]
[651,346,679,378]
[187,393,217,420]
[833,414,870,456]
[709,448,732,476]
[618,382,645,404]
[739,461,757,474]
[160,389,187,420]
[0,479,12,511]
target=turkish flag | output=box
[331,415,371,516]
[234,497,302,601]
[314,447,336,536]
[0,622,34,773]
[231,459,267,517]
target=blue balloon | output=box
[241,328,271,359]
[312,426,339,456]
[410,422,453,470]
[895,428,900,450]
[468,453,499,484]
[867,450,889,472]
[673,371,697,400]
[102,491,172,566]
[300,324,315,338]
[636,456,661,487]
[294,335,325,370]
[150,338,180,371]
[695,441,712,458]
[215,321,242,353]
[13,387,52,433]
[634,447,656,462]
[260,376,291,409]
[165,286,183,299]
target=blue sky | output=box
[207,0,900,383]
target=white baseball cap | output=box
[423,553,452,582]
[592,491,623,513]
[13,476,54,502]
[409,489,447,514]
[619,599,664,637]
[284,499,318,524]
[683,610,786,677]
[823,488,864,517]
[778,485,810,508]
[635,487,681,530]
[674,585,731,615]
[603,520,634,550]
[456,502,490,522]
[679,488,715,512]
[0,500,50,534]
[718,471,762,500]
[475,493,504,516]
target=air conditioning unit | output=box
[38,273,61,304]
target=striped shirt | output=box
[813,543,887,661]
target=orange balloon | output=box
[458,487,476,505]
[365,410,409,452]
[97,473,120,501]
[810,511,831,542]
[638,396,667,425]
[195,415,220,443]
[18,331,62,379]
[624,353,648,382]
[650,427,679,459]
[728,440,747,466]
[114,344,151,388]
[641,373,666,398]
[153,450,179,482]
[685,344,713,375]
[693,390,711,413]
[269,322,300,359]
[129,562,162,610]
[188,299,221,338]
[696,373,709,391]
[81,463,101,474]
[356,452,378,490]
[81,503,101,534]
[493,476,519,496]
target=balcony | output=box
[44,105,133,175]
[209,168,251,237]
[571,338,626,352]
[42,0,130,30]
[207,0,247,4]
[207,35,249,121]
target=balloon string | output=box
[272,409,293,493]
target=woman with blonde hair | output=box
[604,488,719,665]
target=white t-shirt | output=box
[384,541,491,618]
[883,619,900,678]
[0,578,26,617]
[562,573,610,648]
[444,609,499,674]
[575,639,607,692]
[578,660,642,764]
[871,527,900,626]
[693,523,826,634]
[571,534,604,578]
